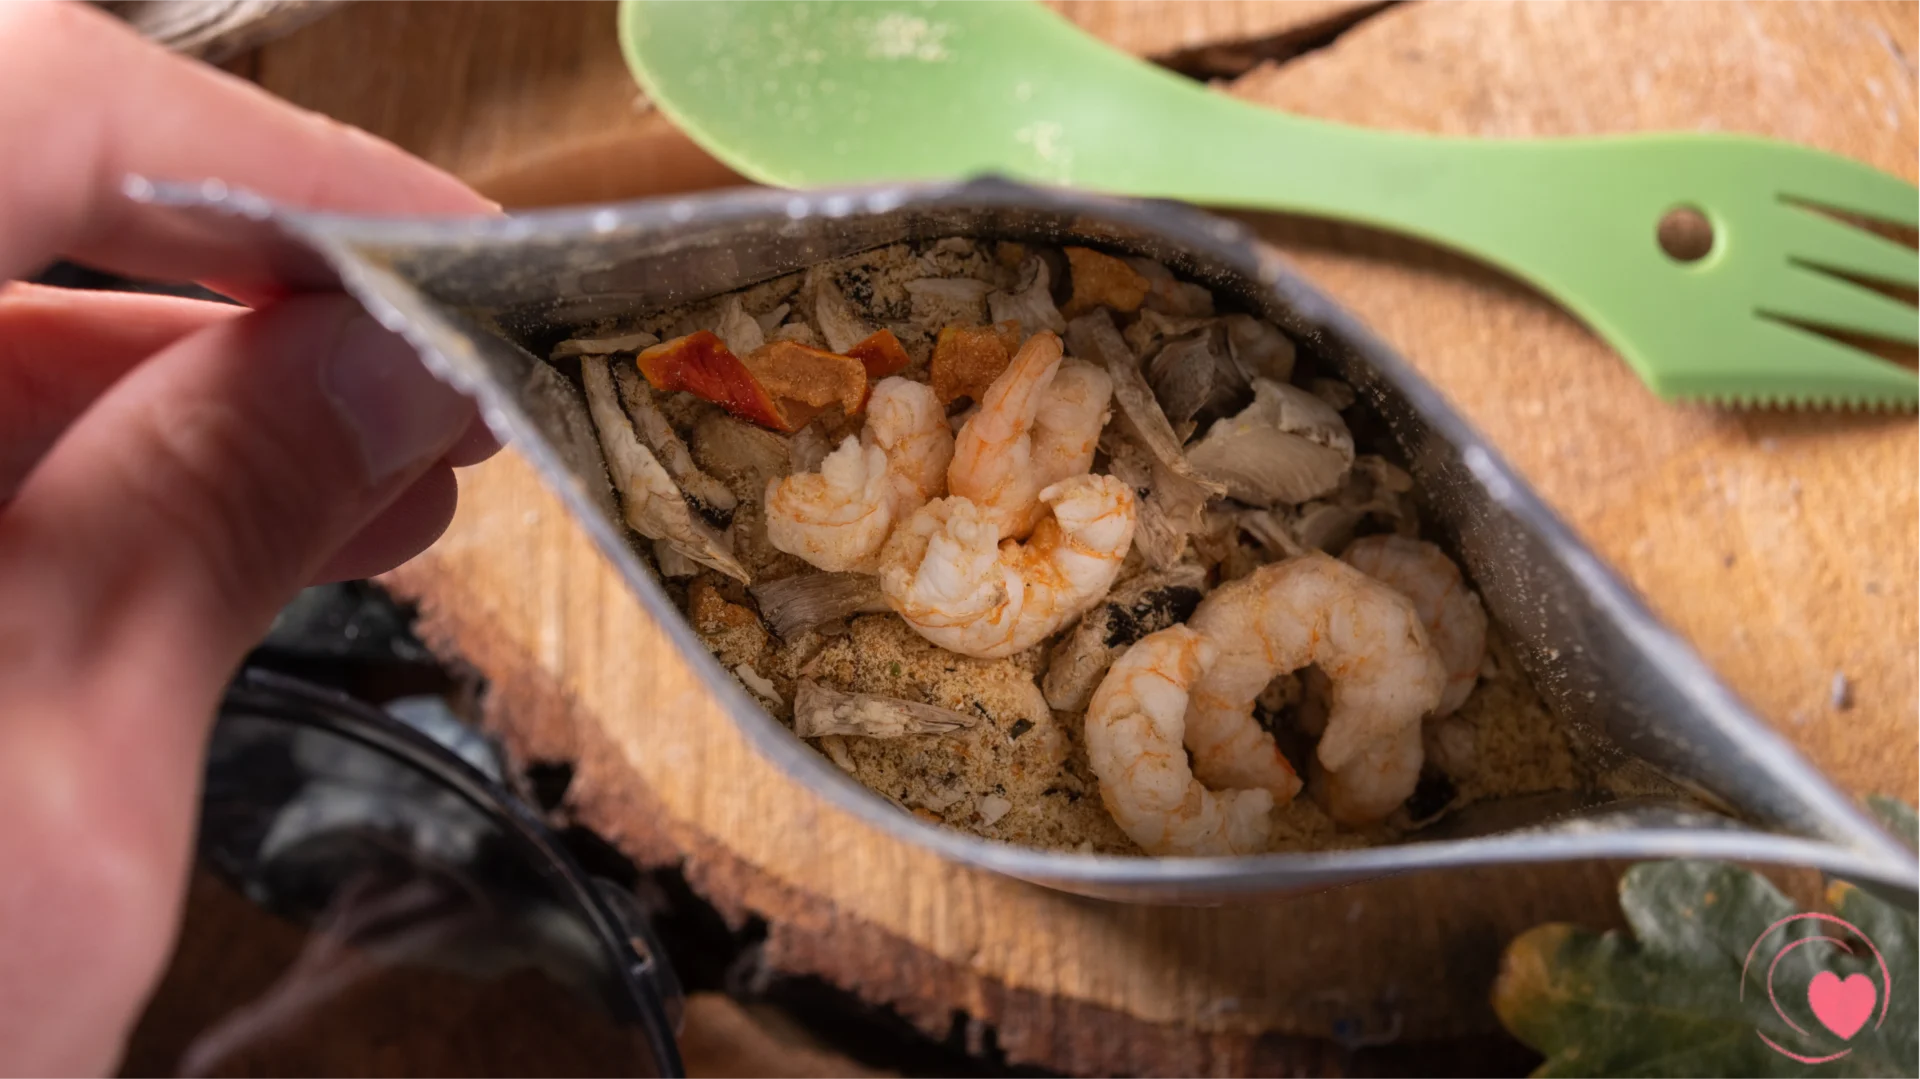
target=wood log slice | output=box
[235,1,1913,1073]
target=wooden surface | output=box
[240,2,1917,1075]
[127,869,883,1079]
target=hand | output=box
[0,5,501,1072]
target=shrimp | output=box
[862,376,954,519]
[1316,721,1423,826]
[878,473,1136,658]
[764,436,892,572]
[1031,358,1113,493]
[949,332,1114,540]
[766,380,954,573]
[1342,535,1487,716]
[1185,553,1445,824]
[1084,626,1274,856]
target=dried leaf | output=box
[1493,858,1917,1077]
[792,680,978,738]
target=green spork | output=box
[618,0,1918,407]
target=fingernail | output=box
[320,314,473,483]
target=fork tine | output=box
[1776,152,1920,230]
[1777,203,1920,288]
[1756,263,1919,345]
[1665,318,1917,406]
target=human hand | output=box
[0,5,501,1073]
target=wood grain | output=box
[240,1,1915,1073]
[251,1,1388,207]
[1227,0,1918,803]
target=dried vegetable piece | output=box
[1041,565,1207,712]
[580,355,748,582]
[1187,378,1354,506]
[987,255,1067,341]
[750,572,890,639]
[1062,246,1150,317]
[845,328,912,379]
[930,321,1022,405]
[610,363,736,522]
[792,679,980,738]
[637,331,789,431]
[743,340,870,418]
[551,330,660,359]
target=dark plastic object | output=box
[164,669,684,1077]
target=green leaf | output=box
[1866,795,1918,852]
[1493,860,1917,1077]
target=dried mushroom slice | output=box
[906,276,994,328]
[580,355,748,583]
[611,362,737,523]
[551,330,660,359]
[1125,256,1215,317]
[690,412,790,496]
[1144,324,1248,434]
[792,680,979,738]
[987,255,1067,341]
[1041,564,1207,712]
[712,294,766,357]
[811,270,876,354]
[1123,307,1213,361]
[1222,315,1296,385]
[1067,309,1223,567]
[1187,378,1354,506]
[751,572,890,639]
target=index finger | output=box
[0,2,492,287]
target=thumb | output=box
[1,293,474,727]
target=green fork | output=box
[619,0,1919,408]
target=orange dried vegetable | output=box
[845,328,912,379]
[636,331,788,430]
[743,340,870,417]
[930,320,1023,406]
[1063,246,1150,317]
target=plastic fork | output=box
[619,0,1919,407]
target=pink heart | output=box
[1807,971,1876,1040]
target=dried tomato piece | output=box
[1062,246,1150,317]
[743,340,870,417]
[930,321,1024,406]
[845,328,911,379]
[636,331,788,430]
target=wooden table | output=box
[239,3,1916,1074]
